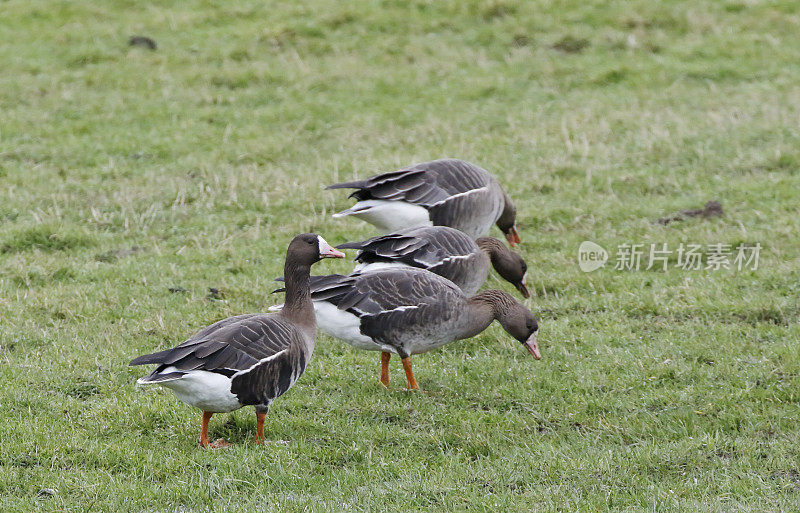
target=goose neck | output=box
[281,260,315,330]
[460,292,505,339]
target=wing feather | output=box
[340,226,477,272]
[130,314,302,374]
[325,159,492,207]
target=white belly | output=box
[154,368,242,413]
[312,301,383,351]
[334,200,432,233]
[353,261,411,273]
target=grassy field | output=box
[1,0,799,511]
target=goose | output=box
[273,268,540,390]
[130,234,344,448]
[326,159,521,245]
[337,226,530,298]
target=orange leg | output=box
[200,411,213,447]
[200,411,229,448]
[255,412,266,444]
[380,352,391,387]
[401,356,419,390]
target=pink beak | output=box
[318,237,345,258]
[524,332,541,359]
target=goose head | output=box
[472,290,540,359]
[288,234,345,264]
[495,297,540,359]
[477,237,530,298]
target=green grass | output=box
[1,0,799,511]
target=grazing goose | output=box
[130,234,344,448]
[337,226,530,298]
[326,159,521,245]
[274,268,540,390]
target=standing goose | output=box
[337,226,530,298]
[326,159,521,245]
[275,268,540,390]
[130,234,344,448]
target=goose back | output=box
[328,159,506,237]
[306,269,471,356]
[339,226,489,294]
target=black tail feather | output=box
[325,181,365,191]
[130,350,173,366]
[335,241,368,250]
[137,371,186,384]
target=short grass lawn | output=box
[1,0,799,511]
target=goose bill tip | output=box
[524,334,541,359]
[321,247,346,258]
[505,226,521,246]
[515,282,530,298]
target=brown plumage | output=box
[337,226,529,297]
[130,234,344,447]
[327,159,521,245]
[276,268,540,390]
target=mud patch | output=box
[551,35,590,53]
[95,246,143,262]
[657,200,723,225]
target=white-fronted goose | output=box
[130,234,344,447]
[326,159,521,245]
[337,226,530,298]
[275,268,540,390]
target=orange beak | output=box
[505,226,521,246]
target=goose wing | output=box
[338,226,478,269]
[307,269,463,346]
[326,159,492,208]
[131,314,308,406]
[130,314,301,376]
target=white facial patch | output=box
[316,235,344,258]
